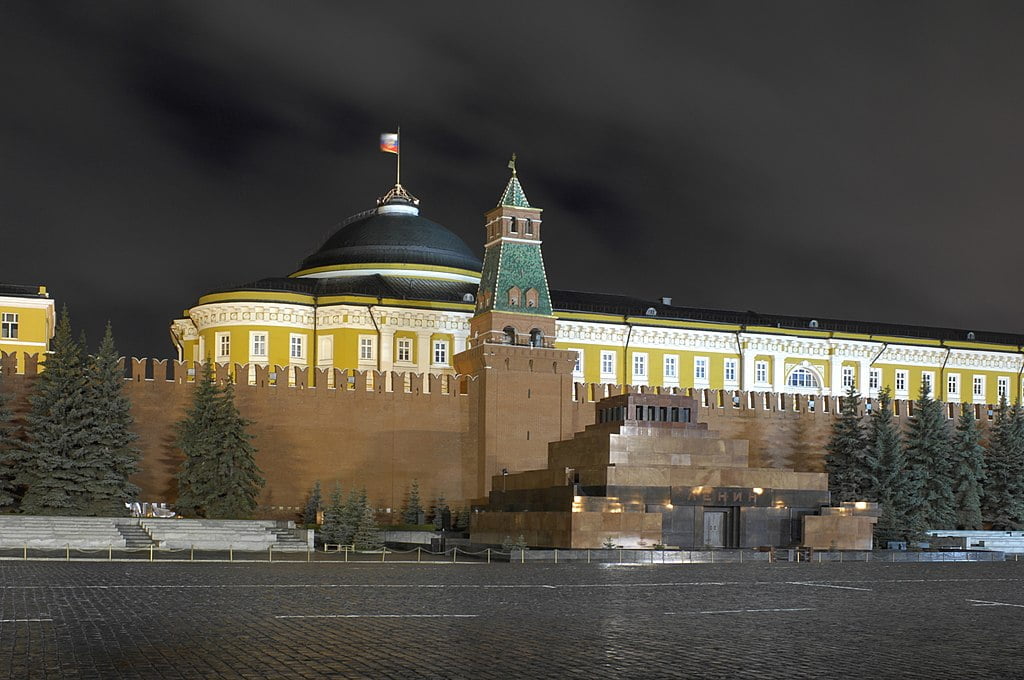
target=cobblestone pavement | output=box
[1,560,1022,679]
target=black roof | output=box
[206,278,1024,347]
[298,208,481,273]
[0,284,48,299]
[549,289,1024,346]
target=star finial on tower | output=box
[508,153,517,176]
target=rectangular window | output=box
[359,336,374,362]
[998,376,1009,401]
[216,332,230,361]
[600,351,615,376]
[869,368,880,391]
[973,376,985,398]
[842,366,855,389]
[396,338,412,363]
[632,353,647,378]
[1,312,18,339]
[895,370,908,393]
[290,335,304,360]
[947,373,960,397]
[570,349,583,375]
[755,360,768,384]
[664,355,678,380]
[694,357,708,382]
[251,332,267,357]
[724,359,737,383]
[433,340,449,365]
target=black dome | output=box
[298,205,481,274]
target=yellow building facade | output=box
[0,284,55,372]
[171,171,1024,405]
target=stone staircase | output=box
[115,522,155,549]
[271,527,311,552]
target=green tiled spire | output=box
[498,154,532,208]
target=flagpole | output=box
[396,125,401,187]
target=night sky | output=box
[4,2,1024,359]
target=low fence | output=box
[0,544,1010,564]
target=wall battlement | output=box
[0,351,996,516]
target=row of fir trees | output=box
[0,309,139,515]
[0,307,265,519]
[826,380,1024,542]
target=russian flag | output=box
[380,132,399,154]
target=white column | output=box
[772,355,786,392]
[379,327,395,375]
[416,332,432,373]
[858,359,871,396]
[830,357,844,396]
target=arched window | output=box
[503,326,517,345]
[508,286,521,307]
[787,367,820,389]
[509,217,518,234]
[525,288,538,308]
[529,329,544,347]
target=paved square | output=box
[1,559,1022,678]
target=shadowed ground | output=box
[0,560,1021,678]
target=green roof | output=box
[498,175,532,208]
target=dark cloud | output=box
[2,1,1024,358]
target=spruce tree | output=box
[904,378,956,529]
[825,387,868,503]
[320,482,344,544]
[982,398,1024,529]
[175,362,221,517]
[303,479,322,525]
[0,374,18,507]
[950,403,985,530]
[352,504,382,550]
[338,488,366,545]
[868,388,921,543]
[203,380,263,519]
[17,307,95,515]
[83,323,140,516]
[176,364,264,518]
[401,479,424,524]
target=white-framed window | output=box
[664,354,678,380]
[569,349,583,375]
[841,366,855,390]
[289,334,305,360]
[973,375,985,400]
[318,336,334,364]
[600,350,615,377]
[723,358,737,384]
[755,360,768,385]
[869,368,881,391]
[895,369,908,394]
[1,312,18,339]
[694,357,708,383]
[998,376,1009,401]
[396,338,412,363]
[921,371,934,398]
[250,332,267,358]
[215,332,230,361]
[787,367,820,389]
[632,352,647,379]
[359,335,375,362]
[947,373,960,398]
[433,340,449,365]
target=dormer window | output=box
[525,288,538,308]
[508,286,521,306]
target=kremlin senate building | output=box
[3,153,1022,547]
